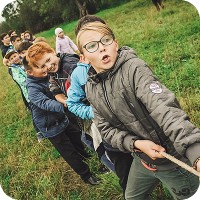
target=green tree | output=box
[0,0,131,34]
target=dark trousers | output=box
[106,151,133,192]
[48,122,91,181]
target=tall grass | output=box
[0,0,199,199]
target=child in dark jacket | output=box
[25,43,99,185]
[30,41,115,175]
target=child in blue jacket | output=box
[67,62,115,173]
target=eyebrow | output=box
[40,58,50,68]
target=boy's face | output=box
[13,37,21,47]
[21,33,24,39]
[79,30,118,73]
[28,65,48,78]
[19,50,27,59]
[34,52,60,73]
[11,31,17,37]
[9,53,21,65]
[24,33,30,40]
[2,34,10,45]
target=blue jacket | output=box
[67,63,119,152]
[67,63,94,119]
[26,75,69,138]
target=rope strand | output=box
[158,151,200,178]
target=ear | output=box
[114,39,119,51]
[26,70,32,76]
[79,54,90,64]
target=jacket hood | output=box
[77,62,91,69]
[88,46,137,84]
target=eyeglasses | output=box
[83,34,114,53]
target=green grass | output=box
[0,0,199,199]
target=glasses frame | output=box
[83,34,115,53]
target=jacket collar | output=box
[27,75,49,83]
[88,46,137,84]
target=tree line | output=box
[0,0,131,34]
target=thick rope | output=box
[158,151,200,178]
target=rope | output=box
[158,151,200,178]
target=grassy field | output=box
[0,0,199,199]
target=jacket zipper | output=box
[102,80,124,125]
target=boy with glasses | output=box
[69,15,133,194]
[76,21,200,199]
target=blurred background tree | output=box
[0,0,131,34]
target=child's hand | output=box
[134,140,165,160]
[3,57,10,66]
[195,159,200,172]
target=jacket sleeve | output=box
[11,68,29,102]
[67,67,94,119]
[28,84,65,113]
[93,106,139,152]
[130,60,200,164]
[56,38,61,54]
[67,36,78,51]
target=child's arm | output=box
[3,57,10,66]
[67,65,94,119]
[197,160,200,172]
[55,93,67,107]
[55,38,61,54]
[67,36,79,53]
[131,62,200,164]
[28,84,65,113]
[11,67,29,102]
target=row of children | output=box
[0,22,120,188]
[1,14,200,199]
[0,30,35,57]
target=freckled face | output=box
[79,30,118,73]
[28,65,48,78]
[34,52,60,73]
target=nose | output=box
[99,42,105,52]
[42,66,48,73]
[45,62,52,70]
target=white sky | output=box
[0,0,15,22]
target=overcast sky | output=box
[0,0,15,22]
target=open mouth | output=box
[48,63,57,72]
[102,55,110,63]
[102,55,108,60]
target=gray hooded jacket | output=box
[86,46,200,167]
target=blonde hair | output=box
[26,42,54,69]
[76,22,115,53]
